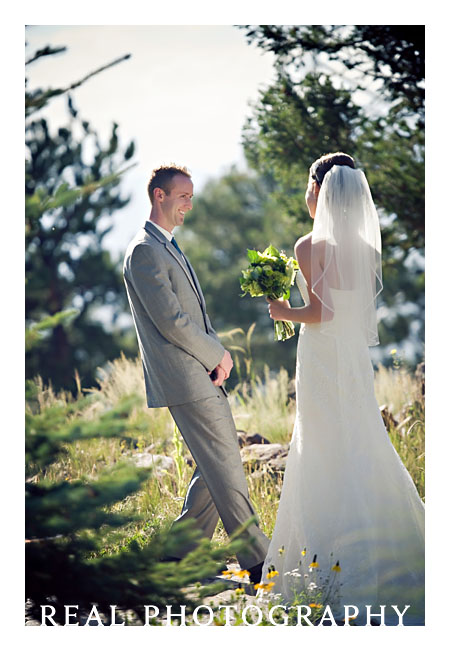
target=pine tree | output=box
[25,43,136,391]
[25,315,245,625]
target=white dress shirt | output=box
[148,220,173,241]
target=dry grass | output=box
[28,352,424,549]
[374,363,419,415]
[231,366,295,444]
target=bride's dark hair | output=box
[310,152,355,187]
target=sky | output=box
[25,25,277,256]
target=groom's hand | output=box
[218,350,233,379]
[208,350,233,386]
[210,365,227,386]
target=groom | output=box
[123,165,269,582]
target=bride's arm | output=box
[266,298,323,324]
[266,236,332,324]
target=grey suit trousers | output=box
[169,387,269,570]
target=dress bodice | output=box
[295,267,310,307]
[296,267,370,342]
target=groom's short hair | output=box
[147,165,191,204]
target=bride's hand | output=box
[266,297,291,320]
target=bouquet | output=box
[240,244,299,341]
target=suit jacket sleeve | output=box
[205,312,222,344]
[127,243,225,371]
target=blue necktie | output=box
[171,236,183,255]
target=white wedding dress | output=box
[259,269,425,625]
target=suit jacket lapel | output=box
[184,256,207,312]
[143,221,203,305]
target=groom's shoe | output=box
[247,561,264,585]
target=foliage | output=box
[25,314,244,623]
[238,26,424,364]
[26,52,132,118]
[25,307,78,352]
[25,42,137,392]
[255,549,344,625]
[243,73,363,220]
[25,317,243,626]
[241,70,423,256]
[26,349,424,624]
[240,25,424,123]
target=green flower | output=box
[240,244,299,341]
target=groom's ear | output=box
[154,187,165,202]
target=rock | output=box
[130,451,175,475]
[240,442,289,473]
[379,405,398,431]
[237,430,271,448]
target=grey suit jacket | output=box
[123,221,225,407]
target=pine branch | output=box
[25,309,79,351]
[25,162,137,221]
[25,45,67,66]
[25,53,132,116]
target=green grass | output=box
[29,352,425,550]
[374,363,425,501]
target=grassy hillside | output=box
[27,352,424,557]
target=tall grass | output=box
[29,350,424,551]
[231,366,295,444]
[373,362,425,500]
[374,363,418,414]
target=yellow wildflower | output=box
[309,603,322,609]
[390,348,397,355]
[309,554,319,568]
[266,570,279,579]
[235,588,245,596]
[221,569,233,577]
[255,582,275,592]
[234,569,250,579]
[332,561,341,572]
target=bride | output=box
[262,152,425,626]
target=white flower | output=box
[284,569,302,578]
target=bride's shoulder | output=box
[294,233,312,257]
[294,234,313,282]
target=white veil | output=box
[310,165,383,346]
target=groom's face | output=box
[161,174,194,231]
